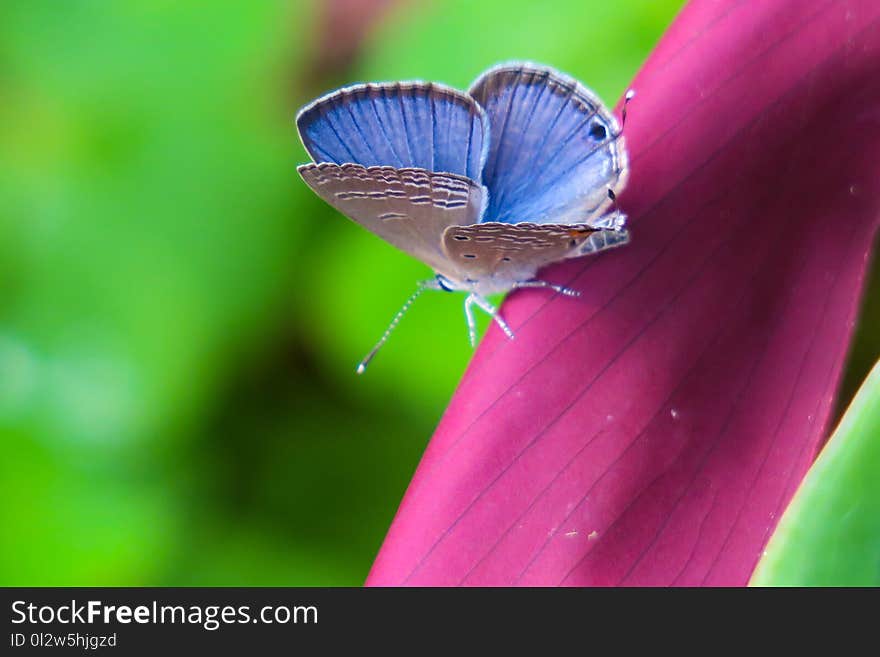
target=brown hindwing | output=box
[441,222,600,280]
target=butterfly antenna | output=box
[621,89,635,131]
[356,283,427,375]
[607,189,626,231]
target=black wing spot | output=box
[501,256,512,262]
[588,122,607,141]
[453,235,469,241]
[462,254,477,259]
[569,239,577,248]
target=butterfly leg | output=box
[471,294,515,341]
[577,227,630,255]
[463,294,478,347]
[512,280,581,297]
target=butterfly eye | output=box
[588,122,607,141]
[436,274,455,292]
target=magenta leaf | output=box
[366,0,880,586]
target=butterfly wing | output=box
[441,221,629,287]
[469,62,628,225]
[297,82,489,181]
[299,163,485,276]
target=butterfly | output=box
[296,62,632,373]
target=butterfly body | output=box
[296,62,631,369]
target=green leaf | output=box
[751,359,880,586]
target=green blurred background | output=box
[1,0,876,585]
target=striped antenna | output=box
[356,283,428,374]
[622,89,636,130]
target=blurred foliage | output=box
[751,359,880,586]
[1,0,875,585]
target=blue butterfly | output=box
[297,62,631,372]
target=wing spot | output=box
[462,254,477,259]
[453,235,469,241]
[588,122,607,141]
